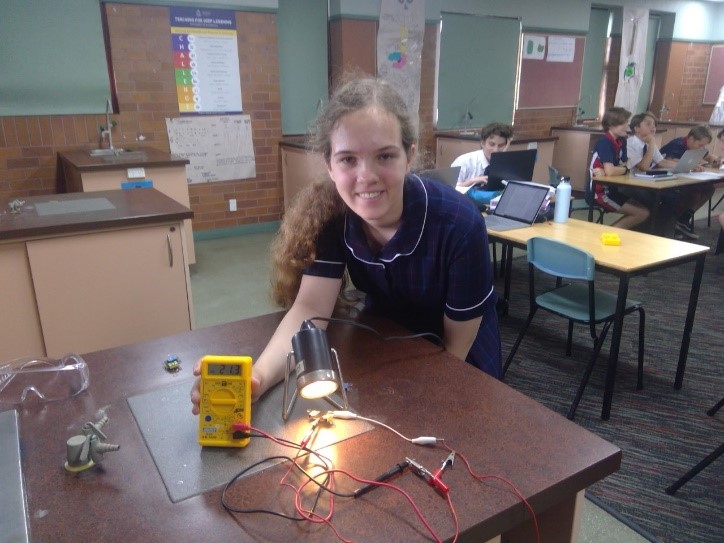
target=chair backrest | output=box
[548,165,560,187]
[527,237,595,280]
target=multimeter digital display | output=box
[198,355,252,448]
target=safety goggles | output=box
[0,354,90,405]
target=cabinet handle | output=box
[167,233,174,268]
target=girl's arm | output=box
[191,274,342,413]
[442,315,483,361]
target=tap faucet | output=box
[105,98,114,151]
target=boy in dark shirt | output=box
[660,125,716,239]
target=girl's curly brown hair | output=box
[269,179,345,308]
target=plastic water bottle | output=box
[554,177,571,223]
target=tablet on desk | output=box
[633,170,676,181]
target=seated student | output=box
[589,107,650,230]
[190,77,502,412]
[451,122,513,208]
[660,125,716,239]
[627,112,681,236]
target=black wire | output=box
[220,431,356,520]
[308,316,445,347]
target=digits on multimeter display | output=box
[198,355,252,448]
[206,363,241,375]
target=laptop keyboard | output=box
[484,214,529,231]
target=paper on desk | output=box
[678,171,722,180]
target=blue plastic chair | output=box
[503,237,645,420]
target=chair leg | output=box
[502,309,537,377]
[636,307,646,390]
[567,322,611,420]
[708,396,724,416]
[665,442,724,495]
[709,194,724,228]
[566,320,574,356]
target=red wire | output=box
[300,468,446,543]
[442,442,540,543]
[237,425,461,543]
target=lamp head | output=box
[292,321,339,399]
[282,320,349,421]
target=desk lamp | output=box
[282,320,348,421]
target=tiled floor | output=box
[189,228,661,542]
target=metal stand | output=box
[282,348,349,421]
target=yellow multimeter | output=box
[198,355,252,447]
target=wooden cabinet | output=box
[435,137,479,170]
[0,189,194,361]
[280,144,327,210]
[58,150,195,264]
[550,128,601,192]
[27,224,192,358]
[0,243,45,361]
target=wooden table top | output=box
[593,169,724,190]
[486,218,708,274]
[0,188,193,241]
[12,312,621,542]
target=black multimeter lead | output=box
[353,460,409,498]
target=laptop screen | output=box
[494,181,550,223]
[487,149,538,190]
[419,166,461,187]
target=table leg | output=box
[503,243,513,304]
[674,253,706,389]
[601,275,630,420]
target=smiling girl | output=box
[190,77,501,411]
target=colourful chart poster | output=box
[170,7,242,114]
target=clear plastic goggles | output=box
[0,354,90,405]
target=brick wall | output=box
[678,42,714,122]
[106,3,282,231]
[0,3,282,232]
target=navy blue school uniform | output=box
[589,132,630,211]
[304,174,501,378]
[660,137,687,159]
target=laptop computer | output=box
[484,180,551,231]
[671,148,708,173]
[418,166,461,188]
[633,148,708,181]
[486,149,538,191]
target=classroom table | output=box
[486,218,709,420]
[8,312,621,543]
[592,170,724,235]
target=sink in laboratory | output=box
[89,148,147,160]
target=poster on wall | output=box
[522,35,546,60]
[377,0,425,127]
[170,7,242,114]
[166,115,255,184]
